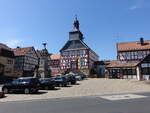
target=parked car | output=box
[2,77,40,94]
[53,76,68,87]
[39,78,55,90]
[65,74,76,85]
[75,74,82,81]
[80,74,87,79]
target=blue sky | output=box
[0,0,150,60]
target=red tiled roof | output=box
[50,54,60,60]
[117,40,150,52]
[107,60,139,68]
[12,47,33,56]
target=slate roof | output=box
[12,47,34,56]
[117,40,150,52]
[60,40,89,51]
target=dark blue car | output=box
[39,78,55,90]
[53,76,68,87]
[2,77,40,94]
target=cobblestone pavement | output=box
[0,78,150,102]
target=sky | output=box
[0,0,150,60]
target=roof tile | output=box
[50,54,60,60]
[118,40,150,51]
[12,47,33,56]
[107,60,139,68]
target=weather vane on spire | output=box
[42,43,47,49]
[73,15,80,30]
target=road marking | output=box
[100,94,148,101]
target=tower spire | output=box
[73,15,80,30]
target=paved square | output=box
[1,78,150,102]
[100,94,148,101]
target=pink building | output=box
[49,54,61,76]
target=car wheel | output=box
[63,84,67,87]
[59,84,62,87]
[24,88,30,94]
[34,89,39,93]
[3,88,9,94]
[51,86,55,90]
[44,86,49,90]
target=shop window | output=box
[7,59,13,64]
[141,67,150,75]
[123,68,136,75]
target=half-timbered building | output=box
[60,17,99,75]
[48,54,60,76]
[117,38,150,62]
[0,43,15,82]
[13,46,38,77]
[106,38,150,80]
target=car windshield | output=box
[55,77,63,80]
[19,79,31,83]
[11,79,20,84]
[11,79,30,84]
[75,75,80,77]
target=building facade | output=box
[13,47,38,77]
[117,38,150,62]
[0,43,15,79]
[60,17,99,75]
[48,54,60,76]
[106,38,150,80]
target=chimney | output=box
[140,37,144,45]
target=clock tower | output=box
[60,16,99,75]
[69,17,83,41]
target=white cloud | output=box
[5,40,22,48]
[129,0,146,10]
[129,5,138,10]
